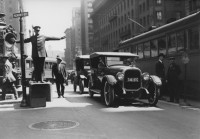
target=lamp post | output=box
[13,10,28,107]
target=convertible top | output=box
[90,52,138,58]
[75,55,90,60]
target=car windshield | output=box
[84,59,90,69]
[106,56,137,66]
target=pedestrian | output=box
[155,53,166,99]
[167,57,181,103]
[52,55,67,98]
[19,26,66,83]
[2,54,18,100]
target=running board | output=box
[90,89,101,94]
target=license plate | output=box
[127,78,139,82]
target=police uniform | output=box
[24,26,64,82]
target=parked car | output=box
[88,52,162,107]
[73,55,90,94]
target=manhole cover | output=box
[29,120,79,130]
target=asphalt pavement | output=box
[0,83,199,139]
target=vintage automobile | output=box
[88,52,162,107]
[73,55,90,94]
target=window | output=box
[156,11,162,20]
[167,33,177,55]
[177,31,185,53]
[150,40,158,57]
[137,44,143,59]
[131,45,137,54]
[158,37,166,55]
[188,26,199,50]
[156,0,162,4]
[144,42,150,58]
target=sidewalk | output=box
[160,96,200,108]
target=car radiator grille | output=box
[124,69,141,90]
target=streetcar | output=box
[116,11,200,99]
[14,54,56,83]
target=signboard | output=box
[13,12,28,18]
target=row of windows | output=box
[119,26,200,59]
[15,59,55,70]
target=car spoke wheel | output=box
[88,80,94,98]
[104,81,115,107]
[79,79,84,94]
[148,83,159,106]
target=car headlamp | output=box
[117,72,124,81]
[142,72,150,81]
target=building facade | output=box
[64,28,73,69]
[80,0,94,54]
[72,8,82,57]
[185,0,200,16]
[91,0,186,52]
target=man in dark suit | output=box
[155,53,166,99]
[23,26,66,82]
[167,57,181,103]
[52,55,67,98]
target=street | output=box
[0,83,200,139]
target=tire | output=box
[79,79,84,94]
[88,80,94,98]
[147,82,159,106]
[104,81,115,107]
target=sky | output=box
[23,0,80,52]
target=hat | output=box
[56,55,62,60]
[169,57,175,60]
[33,26,41,30]
[158,53,165,58]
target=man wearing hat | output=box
[20,26,66,82]
[52,55,67,98]
[155,53,166,99]
[167,57,181,103]
[1,54,18,100]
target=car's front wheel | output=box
[104,81,115,107]
[79,79,84,94]
[147,82,159,106]
[88,80,94,98]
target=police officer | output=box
[167,57,181,103]
[21,26,66,83]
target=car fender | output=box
[104,75,117,86]
[150,75,162,86]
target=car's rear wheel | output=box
[148,82,159,106]
[104,81,115,107]
[79,79,84,94]
[88,80,94,98]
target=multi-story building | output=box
[64,28,73,69]
[80,0,95,54]
[72,7,82,58]
[91,0,186,52]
